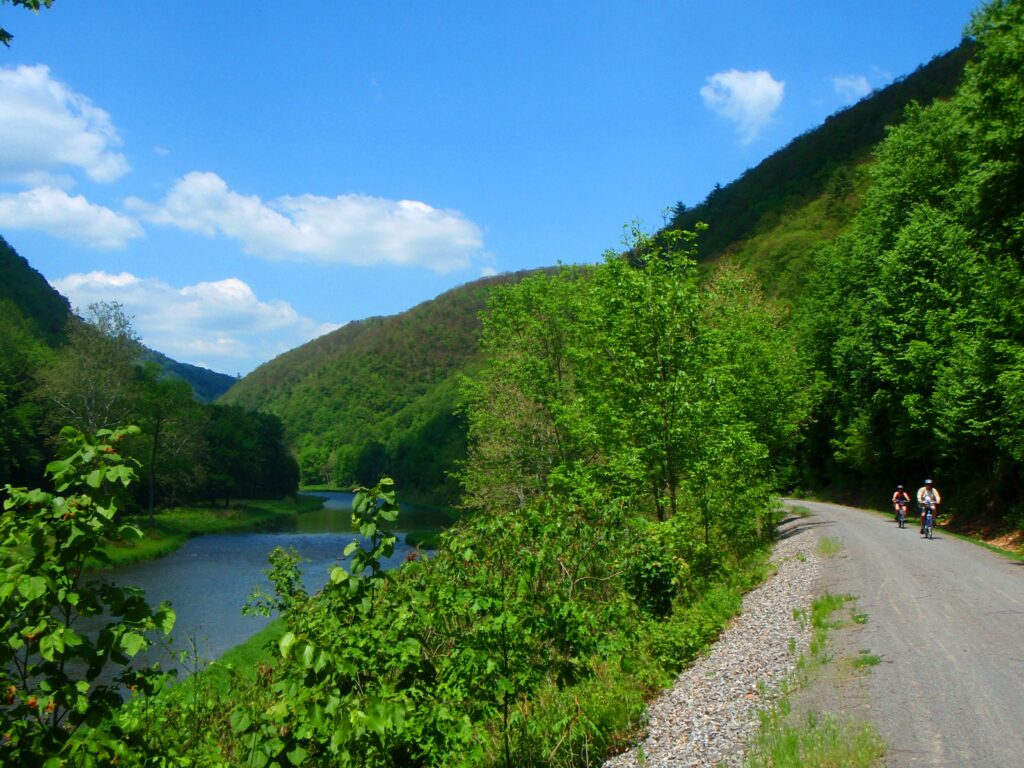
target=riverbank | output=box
[94,495,326,568]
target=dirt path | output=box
[786,499,1024,766]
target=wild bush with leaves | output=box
[0,425,175,767]
[176,467,760,768]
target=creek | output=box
[97,491,450,672]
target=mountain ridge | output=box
[0,237,236,402]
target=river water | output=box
[97,492,449,672]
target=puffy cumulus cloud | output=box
[0,64,130,186]
[126,171,485,273]
[52,271,340,375]
[0,187,143,248]
[700,70,785,144]
[832,75,871,103]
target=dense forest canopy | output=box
[797,0,1024,521]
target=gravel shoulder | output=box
[602,516,822,768]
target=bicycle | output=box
[895,500,908,529]
[921,503,935,539]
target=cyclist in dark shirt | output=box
[892,484,911,523]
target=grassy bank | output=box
[95,495,325,568]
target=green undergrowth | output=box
[500,550,774,767]
[119,508,779,767]
[816,536,843,557]
[93,495,325,568]
[745,593,885,767]
[404,530,442,549]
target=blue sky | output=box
[0,0,981,375]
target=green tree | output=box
[575,226,704,520]
[462,224,807,550]
[0,300,51,485]
[37,302,140,437]
[131,363,206,517]
[460,268,584,513]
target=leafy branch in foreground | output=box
[0,0,53,48]
[1,425,175,767]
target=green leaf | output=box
[155,604,176,634]
[39,632,62,661]
[230,709,252,733]
[278,631,296,659]
[85,469,103,488]
[18,575,47,601]
[301,642,315,669]
[120,631,147,657]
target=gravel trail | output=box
[788,499,1024,767]
[602,517,821,768]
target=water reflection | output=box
[298,490,457,533]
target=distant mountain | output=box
[139,348,237,403]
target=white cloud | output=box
[0,64,130,186]
[832,75,871,102]
[700,69,785,144]
[52,271,340,375]
[127,171,486,273]
[0,186,143,248]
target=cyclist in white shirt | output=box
[916,479,941,534]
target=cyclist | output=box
[892,484,911,524]
[916,479,942,534]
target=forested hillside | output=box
[221,270,536,503]
[0,240,235,402]
[670,42,973,268]
[796,0,1024,521]
[0,236,71,344]
[0,242,295,504]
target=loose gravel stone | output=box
[602,520,820,768]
